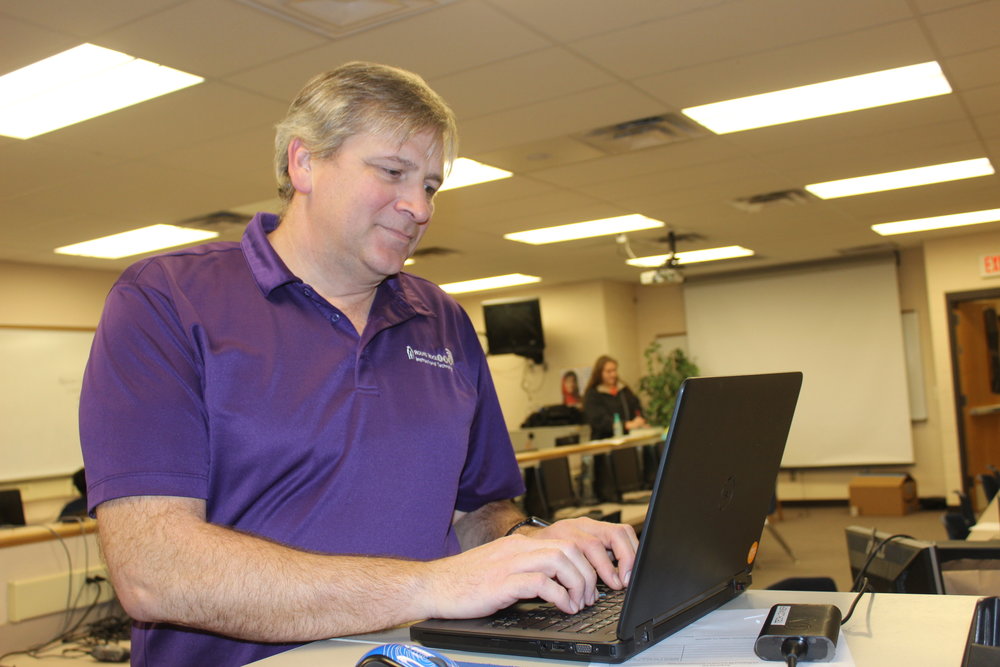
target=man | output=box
[80,62,638,666]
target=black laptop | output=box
[411,372,803,663]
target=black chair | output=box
[941,490,976,540]
[942,512,972,540]
[980,474,1000,505]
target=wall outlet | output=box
[8,565,115,622]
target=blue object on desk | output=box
[355,643,510,667]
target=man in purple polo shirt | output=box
[80,61,638,666]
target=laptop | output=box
[411,372,803,663]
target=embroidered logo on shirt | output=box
[406,346,455,371]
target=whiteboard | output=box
[684,258,914,468]
[0,327,93,481]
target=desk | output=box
[247,590,980,665]
[968,494,1000,541]
[515,428,664,465]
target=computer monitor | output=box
[0,489,26,527]
[845,526,942,593]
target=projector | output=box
[640,267,684,285]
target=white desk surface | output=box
[968,494,1000,541]
[247,589,981,666]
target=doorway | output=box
[948,288,1000,509]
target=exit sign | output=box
[984,253,1000,278]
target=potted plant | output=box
[639,341,700,427]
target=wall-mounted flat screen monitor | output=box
[483,298,544,364]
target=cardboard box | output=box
[849,473,919,516]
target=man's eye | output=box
[424,184,438,197]
[383,168,402,178]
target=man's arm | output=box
[98,495,631,641]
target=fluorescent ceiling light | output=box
[872,208,1000,236]
[439,158,512,191]
[55,224,219,259]
[682,62,951,134]
[0,43,203,139]
[627,245,755,267]
[806,158,994,199]
[440,273,541,294]
[504,214,665,245]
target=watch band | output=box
[504,515,551,537]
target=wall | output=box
[922,228,1000,499]
[633,250,951,501]
[456,279,641,431]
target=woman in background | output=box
[582,355,647,439]
[561,370,582,407]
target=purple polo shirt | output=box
[79,212,524,667]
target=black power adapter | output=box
[754,604,841,664]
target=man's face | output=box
[303,129,444,284]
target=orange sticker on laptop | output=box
[747,540,759,565]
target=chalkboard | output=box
[0,326,94,482]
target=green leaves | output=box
[639,341,699,426]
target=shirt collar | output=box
[242,212,435,319]
[242,212,297,296]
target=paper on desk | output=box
[604,609,854,666]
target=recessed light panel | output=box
[504,214,664,245]
[439,158,512,191]
[0,43,204,139]
[440,273,540,294]
[872,208,1000,236]
[55,224,218,259]
[806,158,994,199]
[682,62,951,134]
[627,246,755,267]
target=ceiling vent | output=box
[237,0,458,39]
[730,189,815,213]
[574,114,709,154]
[837,242,898,256]
[179,210,253,235]
[411,246,458,258]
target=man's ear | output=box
[287,137,313,195]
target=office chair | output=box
[979,473,1000,505]
[941,490,976,540]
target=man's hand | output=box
[423,516,638,619]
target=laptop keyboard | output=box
[491,586,624,634]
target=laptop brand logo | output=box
[718,475,736,511]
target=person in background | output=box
[582,355,648,439]
[561,369,582,407]
[79,61,637,667]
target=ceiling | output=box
[2,0,999,288]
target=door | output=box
[949,291,1000,509]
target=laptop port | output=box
[574,644,594,654]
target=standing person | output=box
[582,355,648,439]
[79,62,637,667]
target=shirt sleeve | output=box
[451,310,525,513]
[79,265,210,514]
